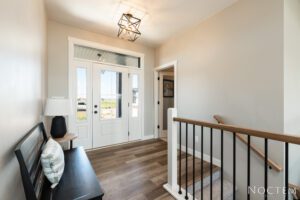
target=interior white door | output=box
[128,71,142,141]
[92,64,129,148]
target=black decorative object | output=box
[44,98,69,138]
[50,116,67,138]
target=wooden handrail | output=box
[173,117,300,145]
[213,115,282,172]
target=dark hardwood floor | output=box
[87,139,217,200]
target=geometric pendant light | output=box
[117,13,141,42]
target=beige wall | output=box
[47,21,155,136]
[284,0,300,186]
[156,0,284,198]
[0,0,47,199]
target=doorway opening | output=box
[154,61,177,141]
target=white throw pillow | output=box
[41,138,65,188]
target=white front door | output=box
[71,62,142,149]
[92,64,129,148]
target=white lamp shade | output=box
[44,98,70,116]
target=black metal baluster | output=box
[233,132,236,200]
[193,125,195,200]
[285,143,289,200]
[179,122,182,194]
[247,135,251,200]
[201,126,204,200]
[210,128,213,200]
[185,123,188,200]
[265,139,268,200]
[221,130,224,200]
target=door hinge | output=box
[157,101,160,105]
[157,125,160,129]
[158,77,160,81]
[128,131,130,136]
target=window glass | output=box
[132,74,139,117]
[100,70,122,120]
[74,44,140,68]
[76,68,87,121]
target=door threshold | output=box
[86,139,153,152]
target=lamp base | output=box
[51,116,67,138]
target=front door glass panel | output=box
[100,70,122,120]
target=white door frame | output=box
[154,60,178,139]
[68,37,145,148]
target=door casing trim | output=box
[68,37,145,148]
[154,60,178,139]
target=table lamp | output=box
[45,97,69,138]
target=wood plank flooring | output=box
[87,139,218,200]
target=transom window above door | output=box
[74,44,141,68]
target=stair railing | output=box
[213,115,282,172]
[164,108,299,200]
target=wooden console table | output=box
[53,133,77,149]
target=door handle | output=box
[94,111,98,114]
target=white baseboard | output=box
[143,134,154,140]
[178,144,221,167]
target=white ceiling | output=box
[45,0,238,47]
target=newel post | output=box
[167,108,178,191]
